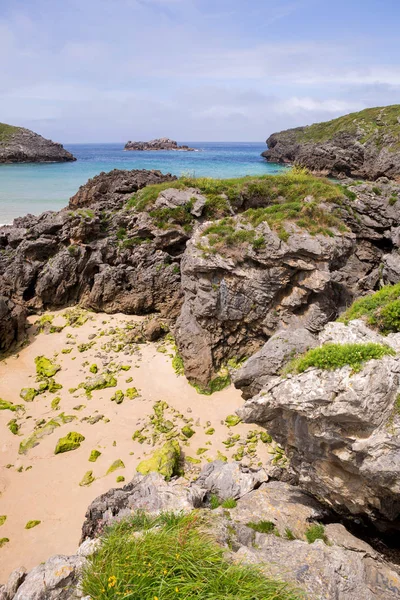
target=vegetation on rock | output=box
[54,431,85,454]
[136,440,181,480]
[287,342,395,374]
[339,283,400,333]
[82,512,299,600]
[305,524,328,544]
[106,459,125,474]
[25,520,41,529]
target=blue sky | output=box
[1,0,399,142]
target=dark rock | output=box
[124,138,195,151]
[262,104,400,180]
[0,122,75,163]
[144,318,165,341]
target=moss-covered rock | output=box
[51,396,61,410]
[35,356,61,378]
[79,470,95,486]
[19,413,76,455]
[116,475,125,483]
[0,516,6,527]
[225,415,241,427]
[0,538,9,548]
[181,425,195,439]
[7,419,19,435]
[89,449,101,462]
[89,364,98,374]
[0,398,23,412]
[25,520,41,529]
[54,431,85,454]
[205,427,215,435]
[107,459,125,474]
[185,456,201,465]
[111,390,124,404]
[80,373,117,396]
[126,387,139,399]
[20,387,38,402]
[136,440,180,480]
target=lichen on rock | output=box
[136,440,181,479]
[54,431,85,455]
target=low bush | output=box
[82,512,299,599]
[338,283,400,333]
[287,342,395,374]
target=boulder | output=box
[0,122,76,163]
[194,460,268,500]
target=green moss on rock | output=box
[35,356,61,378]
[19,413,76,455]
[79,471,95,486]
[0,516,6,527]
[80,373,118,396]
[225,415,241,427]
[181,425,195,439]
[0,398,23,412]
[89,364,98,374]
[54,431,85,454]
[20,388,38,402]
[25,520,41,529]
[136,440,180,480]
[116,476,125,483]
[89,449,101,462]
[111,390,124,404]
[0,538,9,548]
[107,459,125,474]
[7,419,19,435]
[126,387,139,399]
[51,397,61,410]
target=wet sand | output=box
[0,310,271,582]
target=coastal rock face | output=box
[262,105,400,180]
[124,137,195,151]
[238,320,400,530]
[0,122,76,163]
[3,462,400,600]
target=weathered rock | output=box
[233,328,317,399]
[194,460,268,500]
[12,555,84,600]
[143,318,165,341]
[262,104,400,180]
[239,323,400,529]
[136,440,181,479]
[124,138,195,151]
[0,122,76,163]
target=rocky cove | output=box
[0,165,400,599]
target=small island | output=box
[124,137,195,151]
[0,122,76,163]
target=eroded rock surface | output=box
[0,123,75,163]
[124,137,195,151]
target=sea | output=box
[0,142,286,224]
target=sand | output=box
[0,309,273,582]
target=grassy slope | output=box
[0,122,21,143]
[293,105,400,149]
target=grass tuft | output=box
[82,512,299,599]
[305,523,327,544]
[338,283,400,334]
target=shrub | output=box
[221,498,237,509]
[338,283,400,333]
[82,513,299,600]
[305,523,327,544]
[210,494,221,509]
[288,342,395,374]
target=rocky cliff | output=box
[0,122,76,163]
[124,137,195,151]
[262,105,400,180]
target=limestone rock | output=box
[12,555,84,600]
[136,440,181,479]
[124,138,195,151]
[233,328,317,399]
[0,122,76,163]
[194,460,268,500]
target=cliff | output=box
[0,122,76,163]
[262,105,400,180]
[124,137,195,151]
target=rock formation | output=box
[2,462,400,599]
[124,137,195,151]
[0,122,76,163]
[262,105,400,180]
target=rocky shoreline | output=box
[0,122,76,163]
[262,105,400,180]
[124,137,195,151]
[1,164,400,598]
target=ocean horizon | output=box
[0,141,286,224]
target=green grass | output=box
[338,284,400,334]
[247,521,279,535]
[287,342,395,374]
[0,122,20,142]
[82,512,299,600]
[292,105,400,150]
[221,498,237,509]
[305,524,327,544]
[210,494,221,510]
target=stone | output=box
[233,328,317,399]
[0,122,76,163]
[13,555,84,600]
[124,138,195,151]
[144,318,165,341]
[194,461,268,500]
[136,440,180,479]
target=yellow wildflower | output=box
[176,587,179,593]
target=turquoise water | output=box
[0,142,285,223]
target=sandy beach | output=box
[0,309,272,582]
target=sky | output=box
[0,0,399,142]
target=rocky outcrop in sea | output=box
[0,122,76,163]
[124,137,195,151]
[262,104,400,180]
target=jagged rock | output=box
[69,168,176,209]
[262,104,400,180]
[233,328,317,399]
[194,460,268,500]
[12,555,84,600]
[143,318,165,341]
[124,138,195,151]
[176,221,355,385]
[80,472,206,541]
[232,481,328,538]
[239,324,400,529]
[0,122,76,163]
